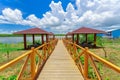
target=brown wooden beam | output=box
[94,33,97,47]
[46,34,48,43]
[66,35,67,39]
[76,34,79,44]
[32,34,35,44]
[72,34,74,42]
[85,34,88,43]
[23,34,27,50]
[41,34,44,44]
[53,35,55,40]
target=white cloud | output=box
[1,8,23,24]
[0,0,120,33]
[87,1,95,7]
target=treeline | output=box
[0,34,66,37]
[0,34,22,37]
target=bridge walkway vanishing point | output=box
[37,40,84,80]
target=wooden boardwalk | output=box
[37,40,84,80]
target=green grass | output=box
[90,38,120,80]
[0,43,24,53]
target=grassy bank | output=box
[0,42,29,79]
[90,38,120,80]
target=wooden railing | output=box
[0,39,58,80]
[63,39,120,80]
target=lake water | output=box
[0,36,44,44]
[0,36,65,44]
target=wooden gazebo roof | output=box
[66,27,106,48]
[49,32,54,35]
[13,27,50,49]
[71,27,105,34]
[14,28,50,34]
[66,32,72,35]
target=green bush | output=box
[7,75,17,80]
[0,75,17,80]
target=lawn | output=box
[0,42,28,79]
[90,38,120,80]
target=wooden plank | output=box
[37,40,84,80]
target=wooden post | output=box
[94,33,97,47]
[32,34,35,44]
[42,34,44,44]
[46,34,48,43]
[23,34,27,50]
[31,47,36,79]
[66,35,67,39]
[84,47,89,79]
[72,34,74,43]
[53,35,55,40]
[85,34,88,43]
[76,34,79,44]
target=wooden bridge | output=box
[0,39,120,80]
[37,40,83,80]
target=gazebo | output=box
[68,27,105,47]
[66,32,72,40]
[14,28,51,49]
[49,32,55,40]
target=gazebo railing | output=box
[0,39,58,80]
[63,39,120,80]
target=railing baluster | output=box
[89,55,102,80]
[17,54,30,80]
[31,47,36,79]
[0,39,57,80]
[84,47,89,79]
[63,39,120,80]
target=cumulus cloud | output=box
[0,8,23,24]
[0,0,120,33]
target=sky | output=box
[0,0,120,34]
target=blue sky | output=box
[0,0,120,34]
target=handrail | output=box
[63,39,120,80]
[0,39,58,80]
[0,51,32,71]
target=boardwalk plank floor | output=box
[37,40,84,80]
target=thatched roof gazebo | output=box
[68,27,106,47]
[14,28,50,49]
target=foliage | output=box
[0,43,23,53]
[79,56,84,65]
[88,66,96,79]
[7,75,17,80]
[35,40,42,44]
[55,34,65,36]
[0,34,22,37]
[0,75,17,80]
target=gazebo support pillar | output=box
[72,34,74,42]
[32,34,35,44]
[41,34,44,44]
[66,35,67,39]
[23,34,27,50]
[53,35,55,40]
[94,34,97,47]
[46,34,48,43]
[76,34,79,44]
[85,34,88,43]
